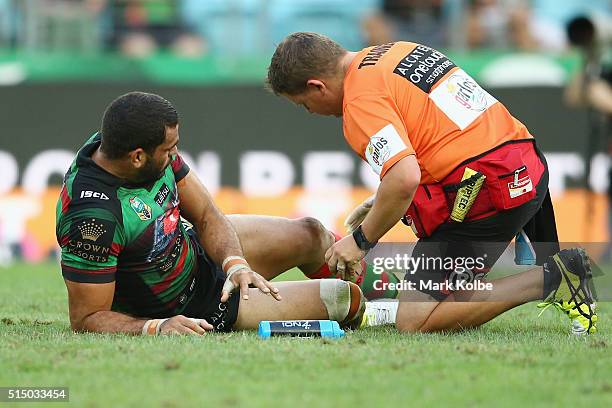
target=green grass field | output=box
[1,263,610,408]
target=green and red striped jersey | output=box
[56,133,201,318]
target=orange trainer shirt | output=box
[342,42,533,183]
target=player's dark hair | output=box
[100,92,178,159]
[266,32,346,95]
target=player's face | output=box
[136,125,180,183]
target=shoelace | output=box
[537,301,596,332]
[553,256,595,321]
[537,301,565,318]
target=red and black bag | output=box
[405,139,546,238]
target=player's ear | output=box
[128,148,146,169]
[306,79,326,94]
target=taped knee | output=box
[319,279,366,329]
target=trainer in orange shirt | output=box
[267,33,597,335]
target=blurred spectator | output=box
[0,0,14,47]
[465,0,536,50]
[362,0,447,48]
[531,0,611,52]
[564,15,612,259]
[102,0,206,58]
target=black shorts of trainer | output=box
[182,245,240,332]
[403,162,550,301]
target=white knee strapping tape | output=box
[319,279,350,322]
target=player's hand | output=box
[344,195,375,233]
[159,315,214,336]
[220,267,281,302]
[325,235,366,280]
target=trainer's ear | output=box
[128,148,146,169]
[306,79,326,94]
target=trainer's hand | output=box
[220,267,281,303]
[325,235,366,280]
[159,315,214,336]
[344,195,375,233]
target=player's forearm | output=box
[197,208,244,265]
[361,170,417,243]
[75,310,146,335]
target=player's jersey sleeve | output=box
[57,207,124,284]
[343,95,415,179]
[171,153,190,183]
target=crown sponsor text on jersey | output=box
[66,217,115,263]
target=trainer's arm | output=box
[360,155,420,242]
[65,280,210,335]
[325,155,420,275]
[177,171,243,265]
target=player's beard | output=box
[134,156,167,183]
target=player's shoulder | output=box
[61,137,124,223]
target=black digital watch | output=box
[352,225,377,251]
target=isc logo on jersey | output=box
[80,190,109,200]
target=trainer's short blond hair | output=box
[267,32,346,95]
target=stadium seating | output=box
[181,0,266,55]
[181,0,380,55]
[267,0,380,51]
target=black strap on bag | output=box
[521,188,560,265]
[442,172,485,193]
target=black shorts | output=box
[182,247,240,332]
[403,162,550,301]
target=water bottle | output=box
[258,320,345,339]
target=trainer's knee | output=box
[298,217,334,254]
[319,279,365,328]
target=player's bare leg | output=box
[228,215,334,279]
[396,266,544,332]
[228,214,401,300]
[233,280,364,330]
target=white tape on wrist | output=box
[142,319,155,335]
[226,263,250,276]
[156,318,169,334]
[142,318,170,335]
[222,256,247,270]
